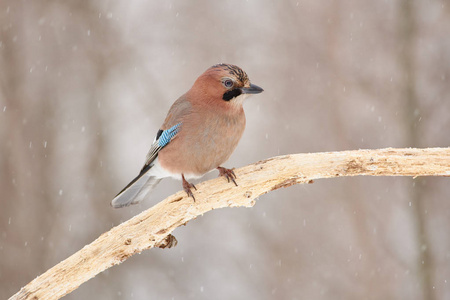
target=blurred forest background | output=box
[1,1,450,299]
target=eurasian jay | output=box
[111,64,264,208]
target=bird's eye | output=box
[223,79,233,88]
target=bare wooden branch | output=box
[10,148,450,300]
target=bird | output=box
[111,63,264,208]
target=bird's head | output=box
[190,64,264,107]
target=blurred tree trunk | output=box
[0,1,57,288]
[398,1,434,299]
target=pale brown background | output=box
[1,1,450,299]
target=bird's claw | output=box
[182,174,196,201]
[217,166,238,186]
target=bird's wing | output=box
[142,123,181,169]
[111,95,192,208]
[111,123,181,208]
[142,94,193,169]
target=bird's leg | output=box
[182,174,197,201]
[217,166,238,186]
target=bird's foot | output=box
[217,166,237,186]
[182,174,197,201]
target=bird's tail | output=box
[111,167,161,208]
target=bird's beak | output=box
[241,83,264,94]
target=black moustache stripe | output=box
[222,89,242,101]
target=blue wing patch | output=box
[142,123,181,169]
[158,123,181,147]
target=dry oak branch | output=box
[10,147,450,300]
